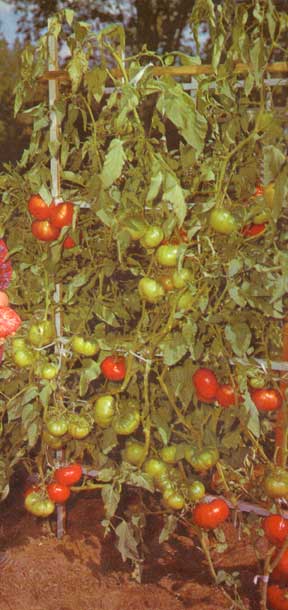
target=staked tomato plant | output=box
[0,7,287,603]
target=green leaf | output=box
[160,332,188,366]
[67,48,88,93]
[79,360,100,397]
[263,145,286,185]
[159,514,178,544]
[225,322,251,357]
[101,484,121,519]
[63,270,90,303]
[101,428,118,455]
[115,520,139,563]
[101,138,126,189]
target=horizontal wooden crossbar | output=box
[39,61,288,82]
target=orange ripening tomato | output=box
[50,202,74,228]
[31,220,60,242]
[216,384,238,408]
[28,194,51,220]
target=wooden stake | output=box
[48,20,66,539]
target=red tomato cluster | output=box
[28,194,75,244]
[24,464,83,516]
[192,367,282,412]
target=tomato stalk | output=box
[215,462,230,495]
[141,359,152,464]
[157,368,194,433]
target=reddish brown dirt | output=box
[0,481,265,610]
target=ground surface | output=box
[0,479,265,610]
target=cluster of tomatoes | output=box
[28,194,76,247]
[263,513,288,610]
[192,366,283,412]
[25,463,82,517]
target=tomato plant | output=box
[163,489,185,510]
[100,356,126,381]
[31,219,60,241]
[28,194,51,220]
[54,463,83,486]
[192,499,230,529]
[12,348,35,367]
[188,447,219,472]
[39,363,58,379]
[159,445,178,464]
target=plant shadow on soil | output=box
[0,469,264,610]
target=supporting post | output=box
[48,20,66,539]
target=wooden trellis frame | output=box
[44,29,288,538]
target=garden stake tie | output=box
[48,20,66,539]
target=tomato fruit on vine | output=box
[31,220,60,242]
[216,384,237,408]
[176,291,195,311]
[47,482,70,503]
[63,235,76,249]
[251,388,282,412]
[28,194,51,220]
[172,268,193,289]
[187,480,205,502]
[163,489,185,510]
[141,225,164,248]
[138,277,165,303]
[68,415,91,439]
[143,458,168,480]
[192,498,230,529]
[189,447,219,472]
[209,209,237,234]
[94,394,115,427]
[49,201,74,228]
[12,348,35,368]
[0,307,22,338]
[28,320,54,347]
[54,463,83,486]
[264,468,288,499]
[71,336,98,357]
[46,417,68,437]
[267,585,288,610]
[112,407,140,435]
[159,275,174,292]
[263,515,288,546]
[42,429,65,449]
[100,355,126,381]
[39,363,58,380]
[123,440,146,466]
[242,223,266,238]
[192,368,219,400]
[25,491,55,517]
[159,445,178,464]
[273,549,288,579]
[155,244,179,267]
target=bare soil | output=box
[0,477,265,610]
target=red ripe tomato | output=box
[273,549,288,579]
[193,368,219,400]
[54,463,83,486]
[47,482,70,503]
[31,220,60,242]
[28,194,51,220]
[192,499,230,529]
[242,223,267,237]
[267,585,288,610]
[0,307,21,338]
[50,202,74,228]
[63,235,76,249]
[100,355,126,381]
[263,515,288,546]
[216,384,237,408]
[254,185,265,197]
[251,388,283,412]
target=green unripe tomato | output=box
[12,338,27,352]
[155,244,179,267]
[141,225,164,248]
[46,417,68,437]
[162,489,185,510]
[172,268,193,289]
[40,363,58,380]
[176,291,194,311]
[28,320,54,347]
[68,415,92,439]
[71,336,98,357]
[190,447,219,472]
[123,440,146,466]
[187,480,206,502]
[13,348,35,368]
[184,445,196,464]
[209,209,238,234]
[112,408,140,436]
[138,277,165,303]
[159,445,178,464]
[263,468,288,499]
[143,458,168,480]
[94,395,115,428]
[42,429,66,449]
